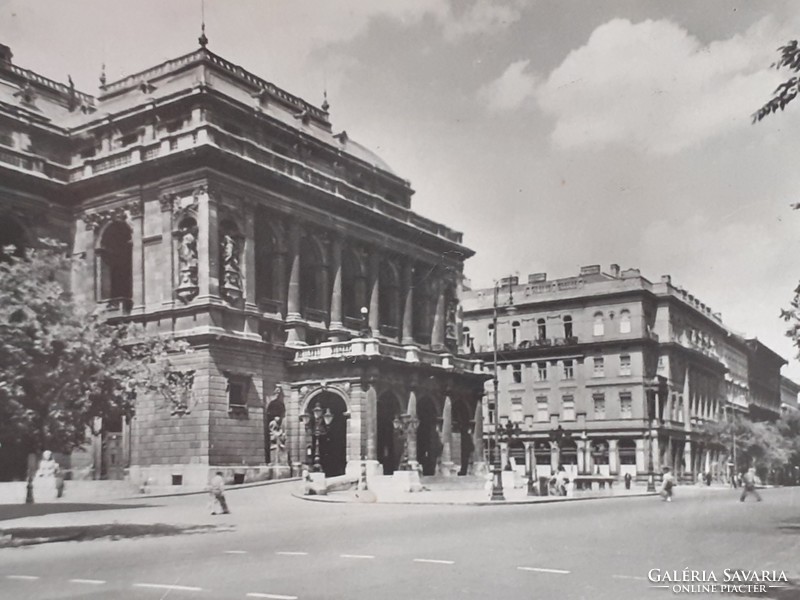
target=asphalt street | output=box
[1,484,798,600]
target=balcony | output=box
[293,338,484,374]
[100,297,133,316]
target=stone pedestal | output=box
[437,461,456,477]
[346,460,382,486]
[392,469,423,493]
[305,471,328,496]
[470,461,489,476]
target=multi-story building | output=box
[462,265,786,483]
[0,39,486,485]
[780,376,800,414]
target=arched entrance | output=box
[377,392,401,474]
[306,391,348,477]
[416,396,440,476]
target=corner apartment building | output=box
[462,265,786,482]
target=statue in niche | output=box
[220,231,242,301]
[269,416,287,464]
[176,221,199,302]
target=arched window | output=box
[379,259,401,333]
[463,326,473,352]
[98,221,132,303]
[537,318,546,341]
[593,312,605,336]
[563,315,573,339]
[619,309,631,334]
[341,247,366,320]
[487,323,494,347]
[511,320,520,346]
[300,235,327,314]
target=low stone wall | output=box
[128,464,292,489]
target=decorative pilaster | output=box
[366,384,377,461]
[406,391,419,471]
[129,201,145,312]
[197,186,219,299]
[243,202,257,309]
[608,439,619,475]
[402,262,414,345]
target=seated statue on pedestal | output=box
[269,416,287,465]
[33,450,63,500]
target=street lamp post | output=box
[309,402,334,473]
[489,278,515,501]
[646,426,656,493]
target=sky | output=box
[3,0,800,378]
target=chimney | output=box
[609,264,620,278]
[0,44,12,64]
[579,265,601,276]
[528,273,546,284]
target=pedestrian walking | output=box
[209,471,231,515]
[660,467,675,502]
[739,467,762,503]
[624,472,632,490]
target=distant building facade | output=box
[462,265,786,483]
[780,376,800,414]
[0,41,486,484]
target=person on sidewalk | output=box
[740,467,762,502]
[660,467,675,502]
[209,472,230,515]
[624,472,632,490]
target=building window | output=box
[593,356,604,378]
[536,396,549,421]
[593,394,606,419]
[98,221,133,303]
[537,361,548,381]
[593,312,605,336]
[620,354,632,376]
[512,364,522,384]
[619,439,637,465]
[537,318,546,340]
[511,321,520,346]
[562,395,575,420]
[226,374,250,412]
[511,397,523,423]
[620,309,631,334]
[620,392,633,418]
[563,315,573,338]
[488,323,494,348]
[463,326,474,353]
[562,360,574,380]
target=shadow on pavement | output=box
[0,522,232,547]
[0,502,155,522]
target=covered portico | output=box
[286,337,488,482]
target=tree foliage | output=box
[752,40,800,124]
[0,241,191,456]
[698,414,793,477]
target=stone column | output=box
[438,396,454,476]
[576,438,586,474]
[197,186,219,299]
[635,438,646,474]
[652,434,660,471]
[243,202,257,310]
[328,235,344,338]
[402,263,414,345]
[683,440,693,480]
[550,442,559,472]
[431,278,446,350]
[608,439,619,475]
[368,251,380,334]
[471,400,487,475]
[130,205,145,313]
[285,221,305,345]
[407,391,419,471]
[366,384,377,461]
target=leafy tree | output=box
[0,241,191,496]
[698,415,791,480]
[752,40,800,125]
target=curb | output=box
[292,490,659,506]
[120,477,301,501]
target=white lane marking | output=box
[133,583,204,592]
[276,551,308,556]
[246,594,298,600]
[70,579,106,585]
[413,558,455,565]
[340,554,375,559]
[517,566,571,575]
[224,550,248,554]
[6,575,40,580]
[612,574,647,581]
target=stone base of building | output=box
[129,464,290,488]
